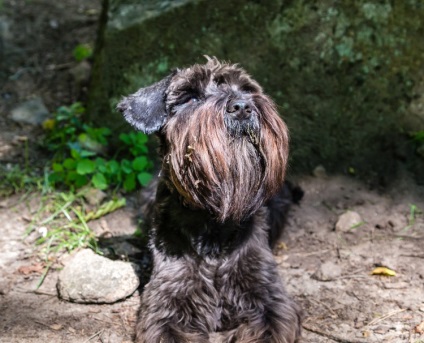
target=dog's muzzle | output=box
[224,98,259,140]
[226,99,253,121]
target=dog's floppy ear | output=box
[117,72,176,134]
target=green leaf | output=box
[132,156,148,171]
[73,44,93,62]
[92,173,108,190]
[63,158,77,170]
[135,133,148,145]
[70,149,81,160]
[123,173,136,191]
[121,159,132,174]
[48,172,64,183]
[76,159,96,175]
[95,158,106,172]
[75,174,89,188]
[107,160,120,174]
[119,133,131,145]
[52,163,64,172]
[137,172,152,186]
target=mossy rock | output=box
[88,0,424,183]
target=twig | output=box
[400,254,424,259]
[83,329,104,343]
[302,324,366,343]
[363,308,406,328]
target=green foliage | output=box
[0,164,45,197]
[412,131,424,142]
[44,103,153,192]
[72,43,93,62]
[26,191,126,260]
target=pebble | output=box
[311,261,342,281]
[57,249,140,303]
[312,165,327,178]
[82,187,107,206]
[335,210,363,232]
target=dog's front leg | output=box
[135,254,218,343]
[220,247,301,343]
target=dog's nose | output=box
[226,100,252,120]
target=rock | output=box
[57,249,140,303]
[313,165,327,178]
[335,210,363,232]
[69,60,91,85]
[311,261,342,281]
[10,97,49,125]
[82,187,107,206]
[87,1,424,182]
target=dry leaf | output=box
[415,321,424,334]
[49,324,63,331]
[277,242,287,250]
[17,263,44,275]
[371,267,396,277]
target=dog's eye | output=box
[187,97,199,104]
[178,94,199,105]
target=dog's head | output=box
[118,57,289,222]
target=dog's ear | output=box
[117,72,175,134]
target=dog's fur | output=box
[118,57,302,343]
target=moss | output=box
[88,0,424,183]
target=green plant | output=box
[72,43,93,62]
[25,191,126,287]
[44,103,153,192]
[412,130,424,143]
[0,164,45,197]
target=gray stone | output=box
[10,98,49,125]
[57,249,140,303]
[69,60,91,85]
[336,210,363,232]
[313,165,327,178]
[311,261,342,281]
[82,187,107,206]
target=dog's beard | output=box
[164,99,288,222]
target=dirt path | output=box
[1,0,424,342]
[1,172,424,343]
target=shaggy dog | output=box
[118,57,301,343]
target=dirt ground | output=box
[1,1,424,342]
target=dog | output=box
[118,57,302,343]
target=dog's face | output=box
[118,57,289,222]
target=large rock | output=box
[88,0,424,182]
[57,249,140,303]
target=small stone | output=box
[10,98,49,125]
[335,210,363,232]
[70,60,91,85]
[57,249,140,303]
[311,261,342,281]
[312,165,327,178]
[82,187,107,206]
